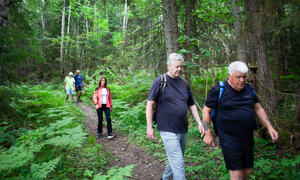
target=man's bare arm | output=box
[146,100,156,139]
[254,103,279,142]
[189,105,204,137]
[202,105,215,146]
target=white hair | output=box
[167,53,184,65]
[76,70,80,73]
[228,61,248,75]
[69,72,73,76]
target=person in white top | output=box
[93,77,114,139]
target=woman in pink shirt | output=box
[93,77,114,138]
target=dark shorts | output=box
[75,86,82,91]
[221,146,254,170]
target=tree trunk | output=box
[122,0,128,39]
[184,0,192,81]
[85,15,89,75]
[231,0,247,62]
[296,88,300,123]
[60,0,66,74]
[162,0,180,56]
[64,0,71,73]
[0,0,10,27]
[244,0,277,116]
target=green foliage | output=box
[0,83,109,179]
[93,165,134,180]
[31,157,60,179]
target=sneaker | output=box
[107,134,115,139]
[97,134,102,138]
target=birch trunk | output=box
[64,0,71,72]
[122,0,128,39]
[60,0,66,74]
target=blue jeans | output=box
[160,131,188,180]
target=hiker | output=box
[146,53,205,180]
[64,72,75,101]
[202,61,279,180]
[74,70,85,103]
[93,77,114,139]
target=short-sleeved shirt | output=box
[74,74,83,87]
[64,76,75,90]
[148,74,195,133]
[205,81,258,148]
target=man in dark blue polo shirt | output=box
[202,61,279,180]
[146,53,205,180]
[74,70,84,103]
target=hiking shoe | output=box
[107,134,115,139]
[97,134,102,138]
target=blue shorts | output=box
[66,89,74,95]
[221,146,254,170]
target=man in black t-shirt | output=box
[146,53,205,180]
[202,61,279,180]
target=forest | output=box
[0,0,300,179]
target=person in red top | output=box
[93,77,114,138]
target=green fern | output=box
[0,144,35,171]
[93,165,134,180]
[30,157,60,179]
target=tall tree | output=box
[231,0,246,62]
[60,0,66,74]
[0,0,10,27]
[244,0,277,115]
[162,0,180,56]
[184,0,192,81]
[122,0,128,39]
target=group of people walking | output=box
[64,70,84,103]
[64,70,114,139]
[65,53,279,179]
[146,53,279,180]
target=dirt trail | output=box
[78,104,165,180]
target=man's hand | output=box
[147,126,155,140]
[110,107,113,112]
[198,124,205,138]
[268,126,279,143]
[203,132,215,147]
[95,104,99,109]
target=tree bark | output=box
[231,0,247,62]
[0,0,10,27]
[122,0,128,39]
[60,0,66,74]
[162,0,180,56]
[296,89,300,123]
[244,0,277,116]
[184,0,192,81]
[64,0,71,73]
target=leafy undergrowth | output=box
[0,83,133,179]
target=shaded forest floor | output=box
[78,103,165,179]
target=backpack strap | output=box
[161,74,167,93]
[218,81,225,102]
